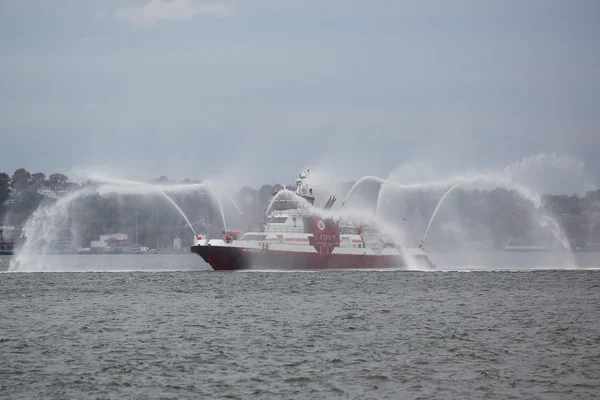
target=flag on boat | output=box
[402,217,408,224]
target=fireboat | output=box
[191,171,435,271]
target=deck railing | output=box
[263,226,307,234]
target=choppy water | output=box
[1,253,600,399]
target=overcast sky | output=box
[1,0,599,191]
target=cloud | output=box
[114,0,232,27]
[94,11,107,21]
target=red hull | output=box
[191,245,434,271]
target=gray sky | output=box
[1,0,599,191]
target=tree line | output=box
[0,169,71,202]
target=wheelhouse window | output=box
[267,217,288,223]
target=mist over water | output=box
[308,153,597,269]
[5,152,598,272]
[7,175,243,272]
[375,155,592,253]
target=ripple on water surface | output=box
[1,262,600,399]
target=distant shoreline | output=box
[2,250,600,257]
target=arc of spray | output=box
[94,177,245,237]
[342,176,387,206]
[199,180,243,216]
[343,175,426,210]
[422,185,455,246]
[265,189,311,216]
[101,178,201,237]
[158,192,198,236]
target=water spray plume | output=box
[343,176,387,205]
[88,176,198,236]
[86,172,243,216]
[7,152,592,272]
[422,185,454,245]
[9,187,96,271]
[371,153,587,268]
[165,181,244,236]
[215,195,228,234]
[159,192,197,237]
[266,189,311,215]
[198,180,243,216]
[8,172,246,271]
